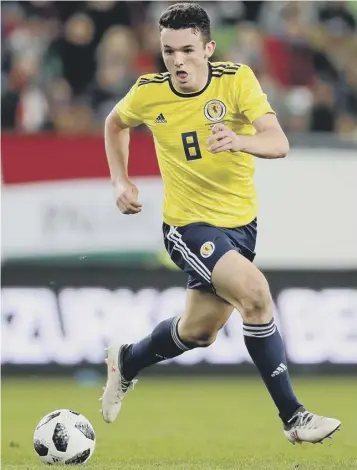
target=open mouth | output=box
[176,71,188,80]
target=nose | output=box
[173,52,184,68]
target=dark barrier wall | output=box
[2,264,357,375]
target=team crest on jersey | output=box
[204,100,226,122]
[200,241,215,258]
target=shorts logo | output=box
[204,100,226,122]
[200,241,215,258]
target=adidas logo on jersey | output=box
[271,363,287,377]
[155,113,167,123]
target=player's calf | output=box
[212,251,342,439]
[177,288,233,347]
[212,250,302,423]
[176,326,217,347]
[100,290,234,423]
[177,313,225,347]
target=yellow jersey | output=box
[116,62,275,227]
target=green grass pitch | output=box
[1,375,356,469]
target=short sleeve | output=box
[116,79,144,127]
[235,65,275,123]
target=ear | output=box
[205,40,216,59]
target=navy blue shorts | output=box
[163,219,257,291]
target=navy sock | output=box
[121,316,194,381]
[243,319,301,424]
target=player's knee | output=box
[240,278,272,323]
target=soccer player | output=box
[101,3,341,444]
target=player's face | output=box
[161,28,215,92]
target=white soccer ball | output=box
[33,409,96,465]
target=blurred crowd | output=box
[2,1,357,139]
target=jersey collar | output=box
[168,63,212,98]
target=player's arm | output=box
[207,65,289,159]
[238,113,289,159]
[105,81,144,215]
[105,109,142,214]
[105,108,130,186]
[207,116,289,159]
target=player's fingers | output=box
[209,137,232,152]
[122,202,142,214]
[124,200,142,210]
[116,199,128,213]
[122,206,142,215]
[206,131,230,146]
[117,196,141,214]
[116,198,132,213]
[121,195,142,213]
[122,192,142,208]
[212,123,226,133]
[211,143,234,154]
[130,200,143,208]
[125,189,142,208]
[124,208,142,215]
[122,204,142,214]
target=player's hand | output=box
[206,123,241,153]
[114,180,142,215]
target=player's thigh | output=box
[178,288,234,344]
[211,250,273,323]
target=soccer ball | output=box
[33,409,96,465]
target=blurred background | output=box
[2,0,357,135]
[1,2,357,467]
[1,0,357,389]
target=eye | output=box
[164,50,173,55]
[184,49,194,54]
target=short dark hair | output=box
[159,2,211,43]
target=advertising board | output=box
[2,265,356,374]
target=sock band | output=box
[170,316,190,351]
[243,319,277,338]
